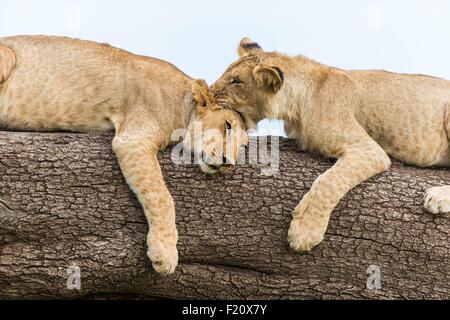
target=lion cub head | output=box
[185,79,248,175]
[211,38,285,130]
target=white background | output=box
[1,0,449,136]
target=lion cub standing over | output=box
[0,36,247,275]
[212,38,450,252]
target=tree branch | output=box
[0,131,449,299]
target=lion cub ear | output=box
[192,79,216,109]
[253,66,284,93]
[238,37,263,57]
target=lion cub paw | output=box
[288,218,326,252]
[424,186,450,216]
[147,237,179,275]
[287,197,329,252]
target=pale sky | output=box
[1,0,449,135]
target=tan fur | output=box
[0,44,15,85]
[212,38,450,252]
[0,35,247,275]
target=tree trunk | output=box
[0,131,449,300]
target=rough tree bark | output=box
[0,131,449,300]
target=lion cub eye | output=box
[230,78,242,85]
[225,121,232,131]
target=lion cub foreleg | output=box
[288,139,391,252]
[113,134,178,275]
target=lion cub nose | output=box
[203,154,235,170]
[211,156,233,169]
[222,155,239,166]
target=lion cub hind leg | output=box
[113,133,178,275]
[0,45,16,85]
[424,186,450,216]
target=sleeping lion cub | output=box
[0,36,248,275]
[212,38,450,252]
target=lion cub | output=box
[0,36,248,275]
[212,38,450,252]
